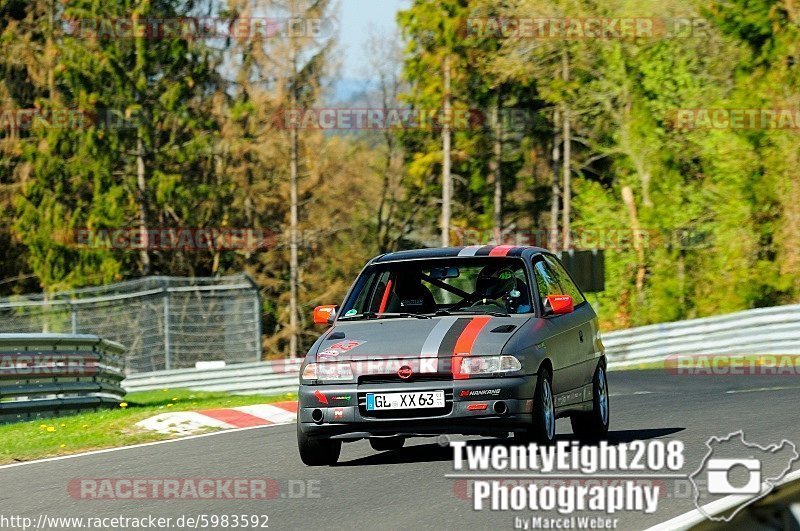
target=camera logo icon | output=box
[690,431,799,522]
[706,458,761,495]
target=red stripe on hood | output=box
[452,316,492,380]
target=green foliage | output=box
[0,0,799,355]
[397,0,800,329]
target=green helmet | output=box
[476,266,516,300]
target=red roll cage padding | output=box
[377,278,394,314]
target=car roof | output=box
[370,245,550,264]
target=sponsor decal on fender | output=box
[318,340,365,360]
[460,389,501,397]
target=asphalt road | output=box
[1,370,799,530]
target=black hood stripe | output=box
[436,318,472,357]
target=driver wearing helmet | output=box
[474,265,525,312]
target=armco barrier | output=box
[602,303,800,368]
[122,303,800,394]
[123,358,302,395]
[0,333,126,424]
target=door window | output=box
[544,255,587,305]
[532,260,564,305]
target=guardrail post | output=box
[70,302,78,334]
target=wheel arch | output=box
[536,357,553,377]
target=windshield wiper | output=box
[448,310,511,317]
[383,312,431,319]
[339,311,431,320]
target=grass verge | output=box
[0,389,296,465]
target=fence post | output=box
[163,290,171,370]
[254,291,263,362]
[70,302,78,334]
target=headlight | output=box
[301,362,353,382]
[455,355,522,377]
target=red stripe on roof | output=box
[198,408,272,428]
[489,245,516,256]
[452,316,492,380]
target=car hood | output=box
[313,315,531,363]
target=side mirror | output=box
[544,295,573,316]
[313,305,338,325]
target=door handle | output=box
[579,330,584,342]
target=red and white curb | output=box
[136,401,298,436]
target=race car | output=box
[297,245,608,466]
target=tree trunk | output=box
[621,185,646,294]
[289,122,298,358]
[491,95,503,243]
[549,109,561,251]
[288,11,299,358]
[136,134,150,274]
[132,1,150,275]
[441,54,452,248]
[561,51,572,250]
[46,0,55,99]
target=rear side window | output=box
[544,255,586,305]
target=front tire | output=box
[297,422,341,466]
[571,362,610,441]
[514,368,556,444]
[369,437,405,452]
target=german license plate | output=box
[366,391,445,410]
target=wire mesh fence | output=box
[0,275,262,374]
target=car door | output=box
[530,258,585,399]
[543,254,598,388]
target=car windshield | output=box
[338,257,533,320]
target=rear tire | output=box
[571,362,610,441]
[297,422,341,466]
[369,437,406,452]
[514,368,556,445]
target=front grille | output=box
[358,390,454,418]
[358,373,452,384]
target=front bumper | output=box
[298,375,536,440]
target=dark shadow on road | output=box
[604,427,685,444]
[334,441,452,467]
[333,427,685,466]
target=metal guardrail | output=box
[603,303,800,368]
[123,358,302,395]
[122,304,800,394]
[0,333,126,424]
